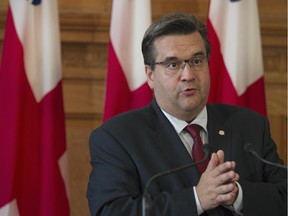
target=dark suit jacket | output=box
[87,99,287,216]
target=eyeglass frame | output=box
[149,54,209,74]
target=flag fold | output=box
[0,1,69,215]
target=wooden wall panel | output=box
[66,119,97,216]
[0,1,286,215]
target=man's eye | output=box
[191,57,202,66]
[165,61,181,70]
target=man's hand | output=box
[196,150,239,210]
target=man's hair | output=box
[141,12,211,69]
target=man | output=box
[87,13,287,216]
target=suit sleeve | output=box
[86,127,200,216]
[238,117,287,216]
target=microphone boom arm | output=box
[143,151,209,196]
[142,144,210,216]
[250,150,287,169]
[244,143,287,169]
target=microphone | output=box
[142,143,211,216]
[244,143,287,169]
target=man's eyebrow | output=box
[161,56,179,62]
[191,51,206,57]
[159,51,206,62]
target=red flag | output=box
[207,0,267,116]
[0,1,69,215]
[103,0,153,121]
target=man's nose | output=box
[180,62,196,81]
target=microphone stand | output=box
[244,143,287,169]
[142,146,210,216]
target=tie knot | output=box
[185,124,200,139]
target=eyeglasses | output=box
[151,54,209,74]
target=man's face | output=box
[145,32,210,121]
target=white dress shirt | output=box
[161,107,243,215]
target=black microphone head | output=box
[202,143,211,155]
[244,143,254,153]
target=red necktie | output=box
[185,124,208,173]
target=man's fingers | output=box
[217,182,237,194]
[210,161,234,178]
[216,150,224,164]
[215,170,238,186]
[206,152,220,171]
[216,183,239,206]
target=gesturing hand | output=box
[196,150,239,211]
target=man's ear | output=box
[145,65,154,89]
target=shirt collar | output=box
[161,106,208,134]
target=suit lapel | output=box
[150,100,201,186]
[206,104,233,162]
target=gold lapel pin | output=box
[218,130,225,136]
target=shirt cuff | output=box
[222,181,243,215]
[193,186,204,215]
[233,181,243,215]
